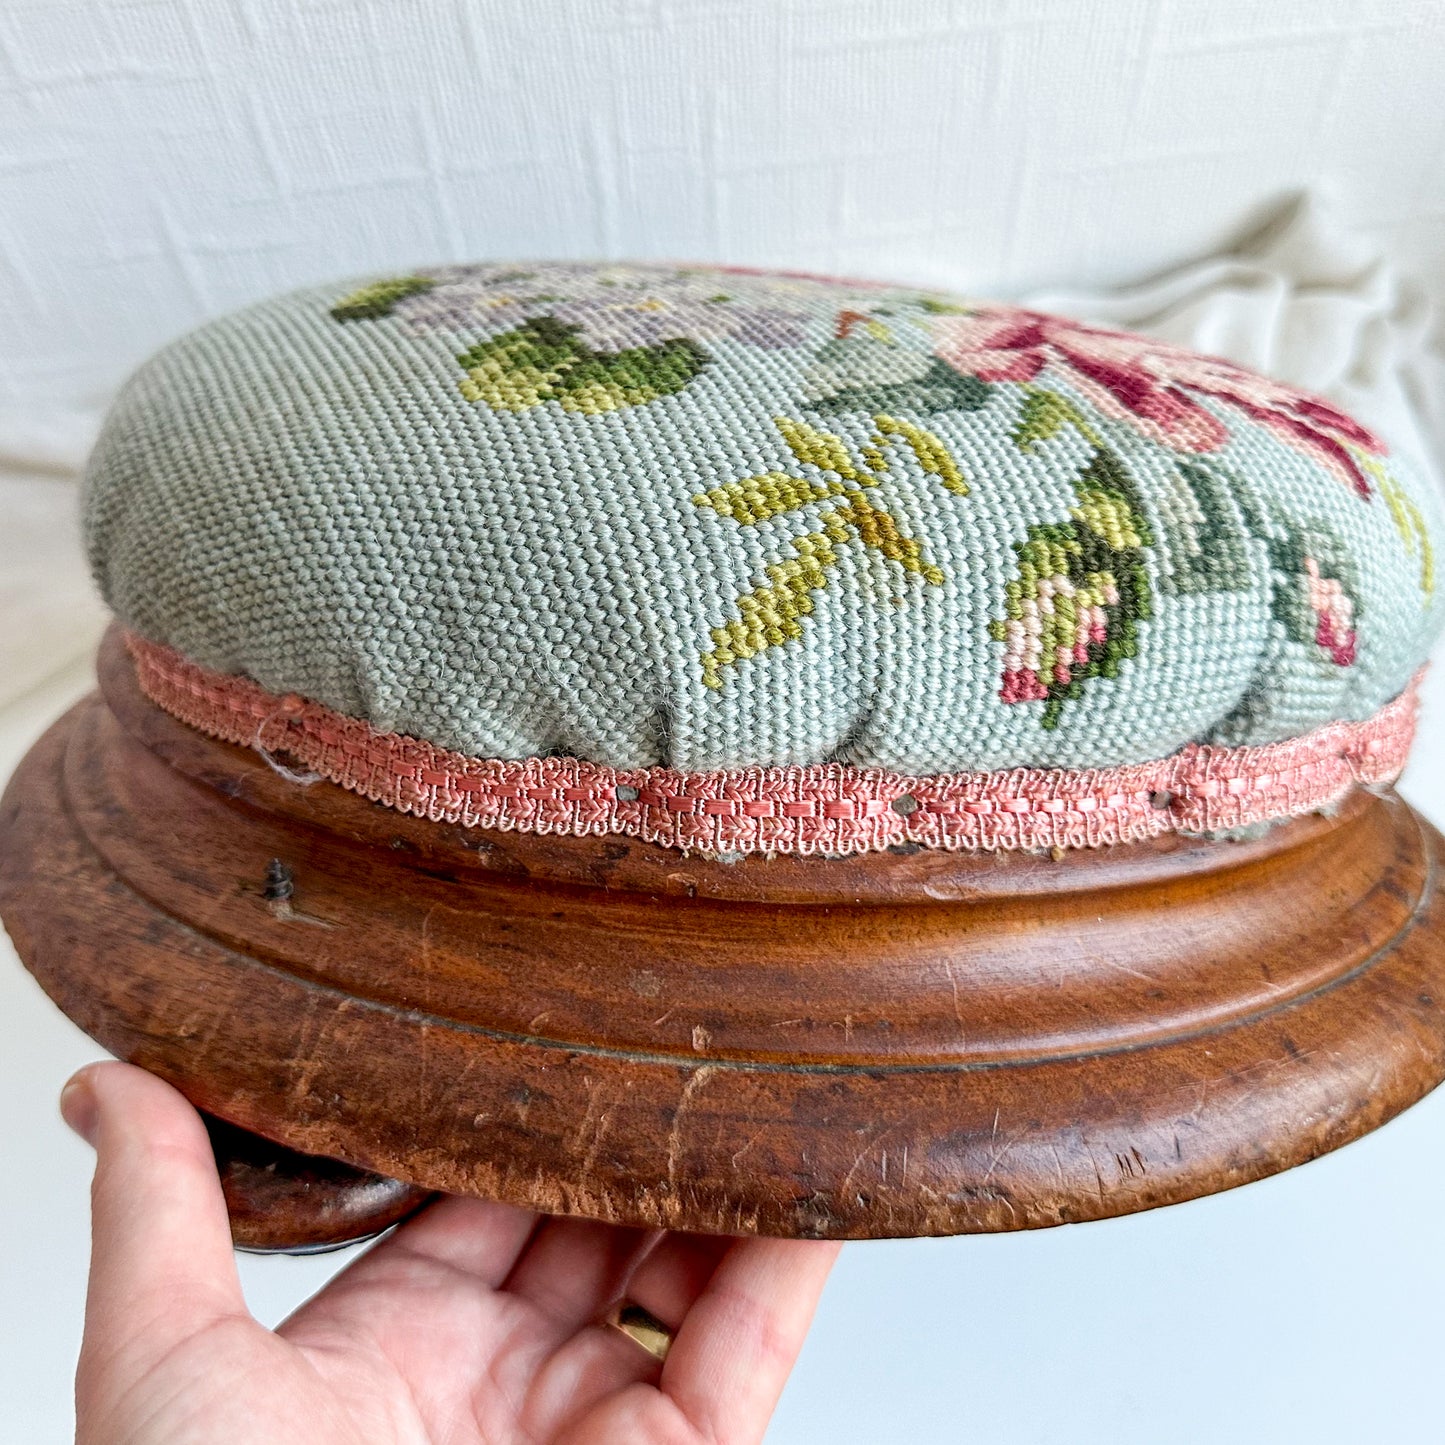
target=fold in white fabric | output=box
[0,191,1440,716]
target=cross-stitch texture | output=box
[85,261,1444,782]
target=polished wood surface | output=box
[2,625,1443,1247]
[206,1114,433,1252]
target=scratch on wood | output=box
[942,960,966,1039]
[729,1125,769,1170]
[573,1080,615,1179]
[417,905,438,1009]
[667,1066,718,1188]
[837,1124,901,1196]
[1048,1142,1067,1191]
[1085,949,1159,984]
[981,1126,1026,1185]
[1115,1146,1147,1181]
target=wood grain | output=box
[206,1114,433,1252]
[2,626,1443,1247]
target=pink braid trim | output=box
[125,632,1420,858]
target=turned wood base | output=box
[2,627,1444,1249]
[206,1113,433,1252]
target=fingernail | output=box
[60,1071,99,1146]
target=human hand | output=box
[60,1062,840,1444]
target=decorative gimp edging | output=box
[126,631,1419,858]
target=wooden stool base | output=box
[206,1113,433,1253]
[3,628,1444,1247]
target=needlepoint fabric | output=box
[85,262,1444,787]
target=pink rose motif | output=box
[931,308,1384,497]
[1305,557,1357,666]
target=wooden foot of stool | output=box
[205,1113,433,1254]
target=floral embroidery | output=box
[331,275,436,321]
[317,265,1426,721]
[455,315,708,414]
[339,263,815,350]
[990,390,1154,727]
[1265,519,1361,669]
[803,330,994,417]
[929,307,1386,497]
[1305,559,1357,666]
[329,263,826,413]
[1155,460,1253,595]
[695,416,967,688]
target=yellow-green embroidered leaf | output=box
[331,275,435,321]
[693,472,836,525]
[774,417,866,481]
[698,416,969,685]
[1359,452,1435,599]
[1072,487,1145,550]
[702,530,842,688]
[838,491,945,585]
[1012,388,1101,452]
[875,414,968,495]
[456,317,709,414]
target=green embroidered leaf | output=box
[456,315,709,414]
[1011,387,1101,452]
[993,441,1153,728]
[1157,460,1253,595]
[805,350,993,418]
[330,275,437,321]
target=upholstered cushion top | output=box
[86,261,1443,776]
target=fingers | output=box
[346,1192,540,1289]
[501,1216,660,1335]
[621,1232,732,1332]
[661,1237,842,1444]
[533,1231,839,1445]
[523,1233,730,1431]
[63,1063,246,1371]
[280,1193,541,1340]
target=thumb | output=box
[63,1062,248,1380]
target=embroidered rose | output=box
[1304,556,1357,666]
[1260,518,1361,670]
[931,308,1385,497]
[991,389,1155,727]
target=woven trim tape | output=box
[127,632,1419,857]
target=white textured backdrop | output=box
[2,0,1445,411]
[3,3,1445,1443]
